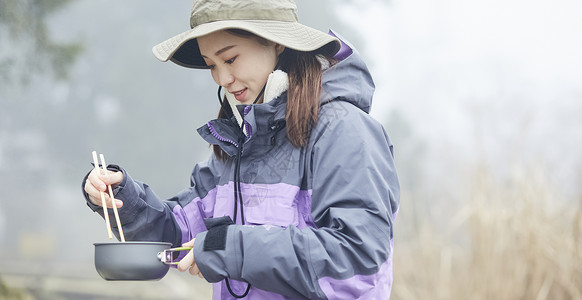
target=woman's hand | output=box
[84,168,124,208]
[178,239,204,279]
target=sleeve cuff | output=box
[194,224,242,283]
[202,216,233,251]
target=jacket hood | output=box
[321,30,375,114]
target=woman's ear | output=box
[275,44,285,56]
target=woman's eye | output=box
[225,56,237,64]
[204,61,215,69]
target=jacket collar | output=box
[198,70,289,155]
[225,69,289,134]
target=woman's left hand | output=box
[177,238,204,279]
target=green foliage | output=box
[0,0,83,85]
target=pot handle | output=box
[157,246,193,265]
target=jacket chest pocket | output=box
[242,183,299,228]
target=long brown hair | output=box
[212,30,335,160]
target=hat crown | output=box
[190,0,298,28]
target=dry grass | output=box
[392,164,582,300]
[0,277,31,300]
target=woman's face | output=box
[198,30,284,105]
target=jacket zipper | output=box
[206,121,239,148]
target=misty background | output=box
[1,0,581,299]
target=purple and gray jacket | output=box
[85,33,400,299]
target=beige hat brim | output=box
[152,20,341,69]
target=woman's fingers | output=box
[182,238,196,247]
[177,239,203,278]
[177,248,194,272]
[85,169,123,208]
[88,168,123,190]
[101,170,123,187]
[87,169,106,192]
[189,262,200,276]
[84,180,102,206]
[85,184,123,208]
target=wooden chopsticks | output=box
[92,151,125,242]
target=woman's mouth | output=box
[232,88,247,102]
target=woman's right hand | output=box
[84,168,124,208]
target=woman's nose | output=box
[216,68,234,87]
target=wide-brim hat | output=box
[152,0,341,69]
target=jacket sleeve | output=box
[82,157,220,247]
[193,102,400,299]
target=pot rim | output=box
[94,241,173,246]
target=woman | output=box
[83,0,400,299]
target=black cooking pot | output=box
[94,242,189,281]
